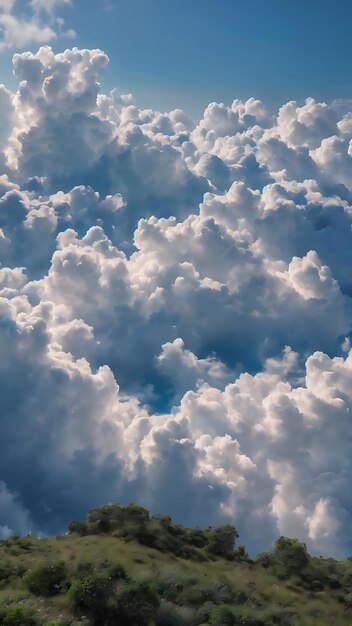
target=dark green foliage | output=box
[272,609,297,626]
[271,537,310,579]
[115,581,160,625]
[159,575,234,609]
[23,560,68,596]
[67,520,88,535]
[207,525,239,559]
[300,556,343,591]
[156,601,200,626]
[255,552,275,570]
[69,566,155,626]
[69,571,113,619]
[208,605,235,626]
[2,500,352,626]
[0,606,38,626]
[0,560,21,586]
[235,545,249,561]
[185,529,209,549]
[71,503,239,562]
[156,601,185,626]
[200,601,217,620]
[105,561,128,580]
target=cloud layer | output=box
[1,47,352,557]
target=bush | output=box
[208,605,235,626]
[180,580,234,606]
[24,561,68,596]
[15,536,34,551]
[255,552,275,570]
[235,545,249,561]
[116,581,160,625]
[199,601,217,620]
[105,561,128,581]
[274,610,297,626]
[186,529,209,549]
[0,606,39,626]
[207,526,239,560]
[156,600,191,626]
[0,560,19,585]
[67,520,89,535]
[273,537,310,578]
[69,572,113,620]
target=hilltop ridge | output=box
[0,502,351,625]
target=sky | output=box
[1,0,352,115]
[2,0,352,558]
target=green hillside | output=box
[0,502,351,626]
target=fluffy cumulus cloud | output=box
[2,47,352,557]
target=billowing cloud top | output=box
[1,46,352,557]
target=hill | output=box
[0,502,351,625]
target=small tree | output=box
[273,536,310,578]
[207,525,239,559]
[67,520,88,535]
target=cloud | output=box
[0,0,75,50]
[2,46,352,556]
[30,0,72,15]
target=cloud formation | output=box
[1,47,352,557]
[0,0,74,50]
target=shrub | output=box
[69,572,113,619]
[235,545,249,561]
[208,605,235,626]
[67,520,89,535]
[186,529,209,549]
[0,606,39,626]
[177,582,210,606]
[180,580,234,606]
[156,600,189,626]
[207,525,239,559]
[199,601,217,620]
[105,562,128,581]
[274,610,297,626]
[273,537,310,578]
[116,581,160,625]
[255,552,275,570]
[0,560,18,585]
[24,561,68,596]
[74,560,95,576]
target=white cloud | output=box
[0,13,55,50]
[0,0,74,50]
[1,46,352,556]
[30,0,72,15]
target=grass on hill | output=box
[0,502,351,625]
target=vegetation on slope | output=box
[0,502,351,625]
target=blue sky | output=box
[64,0,352,114]
[2,0,352,116]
